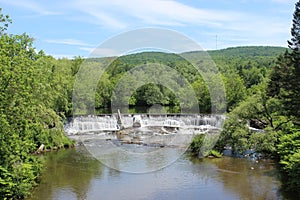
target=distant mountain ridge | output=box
[207,46,287,57]
[181,46,287,58]
[86,46,287,63]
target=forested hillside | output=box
[1,5,299,198]
[79,46,285,114]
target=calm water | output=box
[26,145,288,200]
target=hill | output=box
[78,46,287,112]
[208,46,287,57]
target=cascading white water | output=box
[179,115,225,128]
[64,114,225,135]
[65,114,226,174]
[65,115,119,135]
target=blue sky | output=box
[0,0,297,58]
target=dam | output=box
[65,114,225,135]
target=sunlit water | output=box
[27,145,286,200]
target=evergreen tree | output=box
[287,0,300,120]
[269,0,300,120]
[288,0,300,51]
[267,1,300,194]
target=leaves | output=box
[0,8,11,35]
[277,128,300,193]
[0,12,73,198]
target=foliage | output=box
[190,133,222,158]
[249,129,278,155]
[268,1,300,121]
[222,74,246,110]
[0,5,294,199]
[218,1,300,194]
[277,126,300,194]
[208,150,223,158]
[266,1,300,193]
[189,134,205,155]
[0,8,11,35]
[0,159,43,199]
[83,46,284,113]
[218,81,283,154]
[0,9,73,199]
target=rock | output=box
[36,144,44,153]
[133,115,143,127]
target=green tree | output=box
[277,125,300,195]
[222,74,246,111]
[269,0,300,121]
[95,72,113,108]
[0,8,11,35]
[218,81,284,154]
[192,78,211,113]
[0,9,72,198]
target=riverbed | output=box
[27,145,285,200]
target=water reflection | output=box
[188,157,282,200]
[28,147,284,200]
[28,148,103,200]
[210,158,281,200]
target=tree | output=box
[222,74,246,111]
[0,9,72,198]
[192,78,211,113]
[217,83,281,155]
[269,0,300,121]
[277,125,300,194]
[0,8,11,35]
[288,1,300,51]
[265,1,300,194]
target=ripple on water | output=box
[27,146,284,200]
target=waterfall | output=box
[179,115,225,128]
[64,114,225,135]
[65,115,119,135]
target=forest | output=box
[0,2,300,199]
[72,46,285,114]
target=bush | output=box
[277,127,300,194]
[0,157,42,199]
[189,134,205,155]
[208,150,223,158]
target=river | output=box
[27,145,285,200]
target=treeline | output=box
[1,5,299,199]
[0,9,81,198]
[72,46,284,114]
[217,1,300,196]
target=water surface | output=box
[27,146,284,200]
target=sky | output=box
[0,0,297,58]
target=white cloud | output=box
[1,0,293,56]
[130,0,240,24]
[45,39,93,47]
[79,47,94,53]
[0,0,59,16]
[71,0,244,29]
[52,0,293,53]
[81,10,127,29]
[80,47,120,57]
